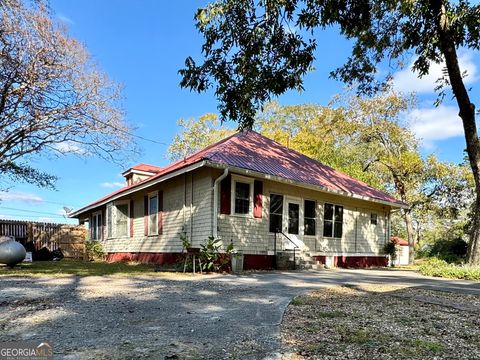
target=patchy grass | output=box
[291,295,314,306]
[281,285,480,359]
[419,258,480,280]
[0,259,194,277]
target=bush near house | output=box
[419,258,480,281]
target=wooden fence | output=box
[0,220,86,259]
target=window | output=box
[304,200,316,236]
[115,203,129,237]
[371,213,378,225]
[288,202,300,235]
[269,194,283,232]
[106,201,129,238]
[148,193,158,235]
[323,203,343,238]
[234,181,251,214]
[91,212,102,241]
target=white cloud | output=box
[407,105,463,147]
[393,52,478,94]
[54,141,85,155]
[57,14,75,25]
[100,182,124,189]
[0,191,43,204]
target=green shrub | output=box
[382,240,398,265]
[419,258,480,280]
[428,238,468,263]
[85,240,105,261]
[199,236,234,272]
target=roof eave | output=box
[69,160,207,218]
[205,161,408,209]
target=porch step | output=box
[276,250,323,270]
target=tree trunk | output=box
[432,0,480,265]
[404,209,415,265]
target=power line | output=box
[0,206,67,217]
[93,117,167,146]
[0,214,69,220]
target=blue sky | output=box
[0,0,478,224]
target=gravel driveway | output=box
[1,269,479,359]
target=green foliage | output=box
[199,236,234,272]
[419,258,480,281]
[428,238,468,264]
[181,1,480,127]
[167,114,235,161]
[85,240,105,261]
[382,241,398,263]
[179,233,191,251]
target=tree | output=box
[180,0,480,265]
[0,0,136,189]
[167,113,234,161]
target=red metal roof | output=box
[73,130,404,216]
[129,163,163,173]
[391,236,409,246]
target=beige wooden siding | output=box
[215,169,392,256]
[96,167,213,254]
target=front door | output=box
[284,197,303,249]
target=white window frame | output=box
[268,192,284,233]
[106,200,130,239]
[323,202,344,239]
[230,175,254,217]
[91,211,102,241]
[148,191,159,236]
[370,212,378,226]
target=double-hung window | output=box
[148,193,159,235]
[232,177,253,215]
[91,212,102,241]
[304,200,316,236]
[269,194,283,232]
[323,203,343,238]
[106,201,129,238]
[371,213,378,225]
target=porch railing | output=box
[274,230,299,270]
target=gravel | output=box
[1,269,479,359]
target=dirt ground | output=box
[1,269,479,359]
[281,284,480,360]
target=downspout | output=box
[213,168,229,238]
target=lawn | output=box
[282,284,480,359]
[0,259,184,277]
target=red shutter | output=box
[158,191,163,235]
[129,200,134,238]
[254,180,263,218]
[143,196,148,236]
[220,175,231,215]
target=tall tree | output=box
[167,113,234,161]
[0,0,136,189]
[180,0,480,265]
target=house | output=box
[69,130,406,269]
[391,236,410,266]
